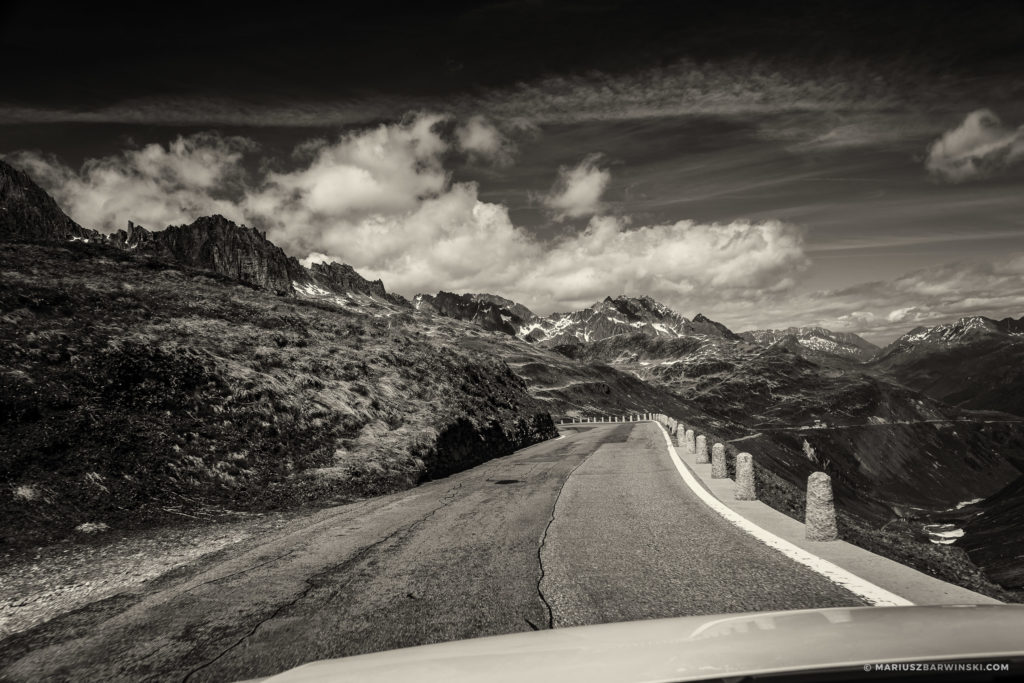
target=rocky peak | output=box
[607,295,682,324]
[0,159,101,243]
[691,313,741,340]
[131,215,295,295]
[518,296,744,346]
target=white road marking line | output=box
[652,422,914,607]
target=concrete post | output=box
[711,443,727,478]
[695,435,709,464]
[806,472,838,541]
[735,453,757,501]
[684,429,694,455]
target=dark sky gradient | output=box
[2,1,1024,342]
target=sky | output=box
[2,0,1024,343]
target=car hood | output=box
[246,605,1024,682]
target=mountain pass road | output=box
[0,423,864,682]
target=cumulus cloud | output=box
[926,109,1024,182]
[505,216,806,312]
[6,134,253,231]
[8,115,810,319]
[541,154,611,221]
[246,113,450,241]
[454,115,514,164]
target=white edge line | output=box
[652,421,914,607]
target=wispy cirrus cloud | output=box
[0,59,950,139]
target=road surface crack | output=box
[180,549,299,595]
[535,451,595,629]
[180,482,463,682]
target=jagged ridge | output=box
[0,159,405,305]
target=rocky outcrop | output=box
[0,160,101,243]
[415,291,534,335]
[303,261,409,306]
[126,215,295,295]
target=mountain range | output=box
[1,157,1022,595]
[739,327,879,362]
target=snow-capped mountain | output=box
[520,296,740,346]
[414,292,740,346]
[871,315,1024,416]
[739,327,879,362]
[882,316,1024,353]
[519,296,689,345]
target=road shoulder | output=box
[665,423,1001,606]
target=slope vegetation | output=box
[0,241,555,547]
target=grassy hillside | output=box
[870,336,1024,417]
[0,241,556,548]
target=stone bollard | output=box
[711,443,727,478]
[695,435,709,464]
[685,429,695,455]
[676,428,686,448]
[805,472,838,541]
[735,453,757,501]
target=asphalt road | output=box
[0,423,864,682]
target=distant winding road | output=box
[0,424,864,682]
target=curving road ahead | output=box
[0,423,864,682]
